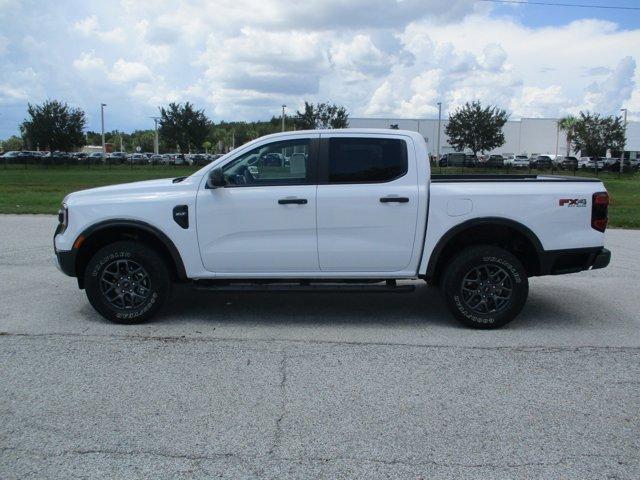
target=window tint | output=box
[221,139,311,186]
[328,137,407,183]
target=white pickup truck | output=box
[54,129,610,328]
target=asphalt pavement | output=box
[1,214,639,479]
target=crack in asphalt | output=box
[1,446,636,470]
[1,331,639,352]
[268,350,288,456]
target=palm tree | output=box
[558,116,577,156]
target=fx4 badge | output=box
[559,198,587,207]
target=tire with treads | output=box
[84,241,171,324]
[441,245,528,329]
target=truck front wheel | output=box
[84,241,171,324]
[441,245,528,329]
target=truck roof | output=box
[257,128,425,141]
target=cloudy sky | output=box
[0,0,639,137]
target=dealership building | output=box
[348,117,640,158]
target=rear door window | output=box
[327,137,407,184]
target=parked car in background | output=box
[439,153,476,167]
[561,156,579,170]
[602,157,616,169]
[485,154,504,168]
[545,155,562,167]
[129,153,147,165]
[190,154,210,167]
[87,152,105,164]
[149,154,164,165]
[606,158,636,173]
[528,154,540,167]
[504,155,529,168]
[579,157,604,170]
[160,154,175,165]
[174,154,187,165]
[533,155,553,170]
[2,151,21,160]
[70,152,87,164]
[109,152,128,164]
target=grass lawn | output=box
[0,164,638,228]
[0,165,196,214]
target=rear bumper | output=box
[591,248,611,270]
[539,247,610,275]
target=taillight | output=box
[592,192,609,232]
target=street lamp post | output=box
[436,102,442,162]
[281,105,286,132]
[620,108,628,176]
[151,116,160,155]
[100,103,107,158]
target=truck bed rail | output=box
[430,174,601,183]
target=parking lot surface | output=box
[1,214,639,479]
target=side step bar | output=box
[193,279,415,294]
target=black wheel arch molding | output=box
[55,218,188,287]
[424,216,608,282]
[425,217,544,280]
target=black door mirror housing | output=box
[207,168,225,189]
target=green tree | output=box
[159,102,210,153]
[295,102,349,129]
[2,135,24,152]
[445,101,509,156]
[558,115,577,156]
[129,130,155,153]
[572,112,626,157]
[21,100,86,151]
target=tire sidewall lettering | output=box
[481,255,521,284]
[453,294,496,324]
[115,292,158,320]
[91,251,132,277]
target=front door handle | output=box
[380,196,409,203]
[278,198,308,205]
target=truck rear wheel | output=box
[84,241,171,324]
[441,245,528,329]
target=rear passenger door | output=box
[316,134,419,273]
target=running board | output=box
[192,280,415,294]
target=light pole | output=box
[100,103,107,157]
[151,116,160,154]
[620,108,628,175]
[281,104,286,132]
[436,102,442,161]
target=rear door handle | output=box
[278,198,308,205]
[380,196,409,203]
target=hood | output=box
[64,177,190,206]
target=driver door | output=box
[196,134,319,274]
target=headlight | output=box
[57,202,68,232]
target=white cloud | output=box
[0,68,41,105]
[73,52,106,72]
[582,56,636,115]
[73,15,126,43]
[510,85,571,118]
[73,15,98,36]
[108,59,153,83]
[0,0,639,136]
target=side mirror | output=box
[207,168,225,189]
